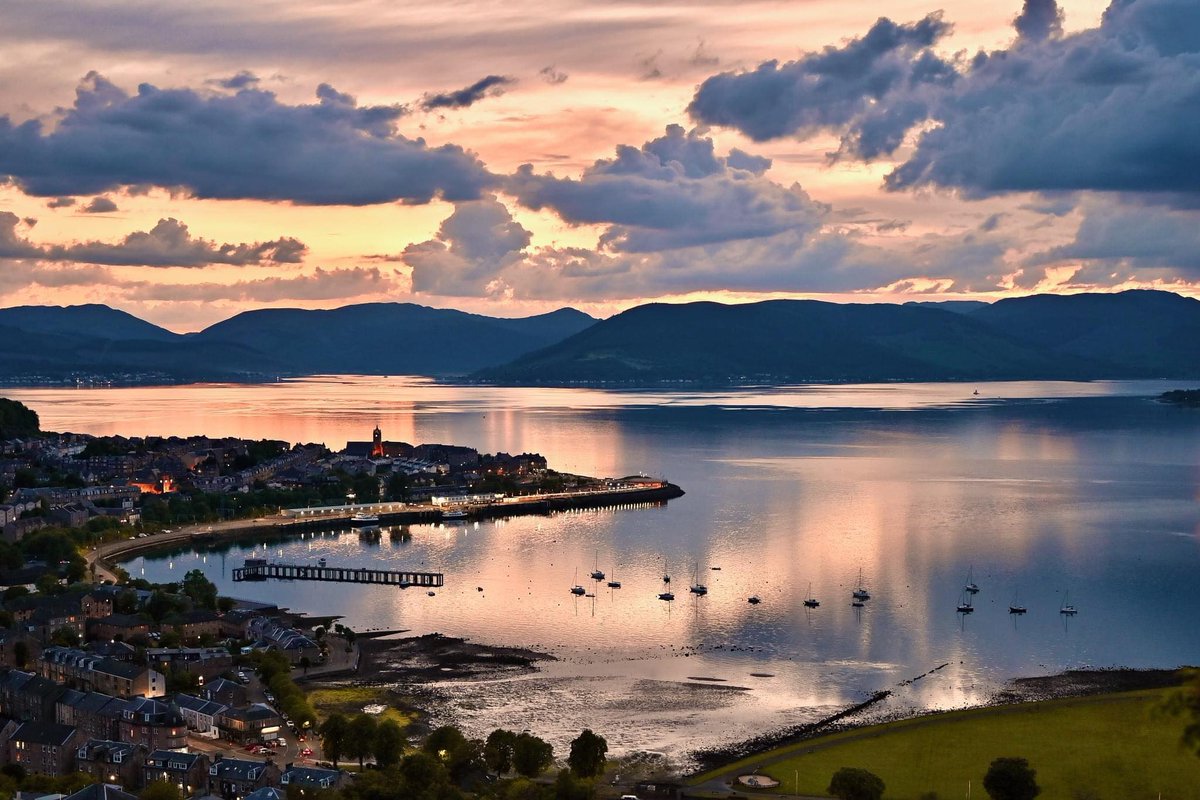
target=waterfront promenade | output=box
[88,480,684,576]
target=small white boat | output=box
[964,565,980,594]
[1009,588,1026,614]
[1060,591,1077,615]
[441,508,468,520]
[852,568,870,601]
[350,512,380,527]
[957,592,974,614]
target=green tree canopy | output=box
[345,714,378,768]
[0,399,39,437]
[181,569,219,610]
[484,729,518,775]
[1162,667,1200,757]
[512,733,554,779]
[318,712,349,768]
[828,767,885,800]
[374,719,405,769]
[567,729,607,778]
[983,757,1041,800]
[140,779,183,800]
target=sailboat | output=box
[1008,588,1027,614]
[852,568,870,601]
[662,559,671,584]
[1060,590,1078,615]
[747,594,761,605]
[570,568,586,596]
[964,565,980,594]
[606,566,621,589]
[589,551,605,581]
[689,563,708,595]
[803,582,820,608]
[657,569,674,601]
[956,591,975,614]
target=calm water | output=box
[8,378,1200,762]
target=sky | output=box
[1,0,1197,331]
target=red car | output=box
[300,748,314,757]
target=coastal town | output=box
[0,399,669,800]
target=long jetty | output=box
[232,561,443,587]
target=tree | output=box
[512,733,554,778]
[12,641,28,670]
[567,729,607,778]
[318,712,348,768]
[345,714,378,768]
[554,768,593,800]
[983,757,1040,800]
[828,767,885,800]
[50,626,80,647]
[1162,667,1200,757]
[484,729,518,775]
[140,779,183,800]
[181,569,218,610]
[374,719,405,768]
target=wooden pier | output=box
[232,561,443,587]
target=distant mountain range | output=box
[475,290,1200,384]
[0,303,595,382]
[2,290,1198,385]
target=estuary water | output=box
[8,377,1200,762]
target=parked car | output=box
[300,748,314,757]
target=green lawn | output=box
[696,690,1200,800]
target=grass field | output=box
[307,685,416,729]
[695,689,1200,800]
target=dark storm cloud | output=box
[0,212,307,267]
[80,196,118,213]
[690,0,1200,204]
[211,70,261,90]
[420,75,515,110]
[0,73,493,205]
[1033,202,1200,275]
[46,196,75,209]
[1014,0,1064,42]
[688,13,955,156]
[507,125,827,252]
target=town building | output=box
[144,749,210,797]
[215,704,282,744]
[39,647,165,698]
[75,739,147,789]
[119,697,186,751]
[6,720,79,776]
[208,756,281,800]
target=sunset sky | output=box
[1,0,1196,331]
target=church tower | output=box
[371,425,384,457]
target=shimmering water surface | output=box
[9,378,1200,762]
